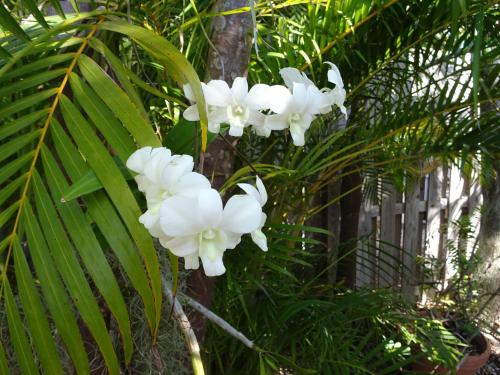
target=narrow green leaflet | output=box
[0,152,32,185]
[77,54,161,148]
[0,131,40,164]
[22,203,90,375]
[0,341,9,374]
[4,280,39,375]
[14,238,64,374]
[0,109,48,141]
[0,68,66,97]
[87,38,149,120]
[69,73,137,162]
[41,143,132,365]
[51,121,157,334]
[32,170,121,372]
[60,95,162,333]
[0,54,74,83]
[97,20,209,151]
[0,202,19,228]
[61,166,132,202]
[0,88,57,118]
[20,0,50,29]
[0,4,30,42]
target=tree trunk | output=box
[477,93,500,325]
[187,0,253,343]
[336,102,362,289]
[478,157,500,323]
[337,165,362,288]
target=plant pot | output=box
[456,334,490,375]
[412,334,490,374]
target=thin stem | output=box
[219,134,259,175]
[180,292,256,350]
[163,280,205,375]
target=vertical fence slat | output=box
[327,180,341,283]
[467,162,482,256]
[426,167,444,263]
[379,183,397,287]
[357,198,374,288]
[402,179,421,299]
[446,165,467,280]
[422,167,444,302]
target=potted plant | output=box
[413,216,492,374]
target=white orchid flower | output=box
[183,84,227,134]
[183,78,271,137]
[237,176,268,251]
[159,188,262,276]
[324,62,347,118]
[126,147,172,191]
[279,67,315,89]
[127,147,211,239]
[265,83,330,146]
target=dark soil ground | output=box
[477,353,500,374]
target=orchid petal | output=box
[197,189,223,226]
[228,123,244,137]
[264,114,289,130]
[208,107,228,133]
[160,195,204,236]
[306,85,332,115]
[291,83,308,113]
[220,195,262,234]
[279,67,314,88]
[231,77,248,104]
[253,124,272,137]
[225,232,242,249]
[139,210,158,230]
[126,146,152,174]
[143,148,173,183]
[256,176,268,206]
[203,80,232,106]
[237,183,260,202]
[245,84,271,110]
[165,235,199,257]
[325,62,344,88]
[183,84,195,102]
[199,240,226,276]
[251,229,268,252]
[184,254,200,270]
[171,172,211,196]
[248,110,265,126]
[268,85,293,114]
[159,155,194,190]
[183,105,200,121]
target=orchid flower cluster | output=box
[126,147,268,276]
[183,63,346,146]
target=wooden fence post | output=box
[402,178,421,300]
[357,198,375,288]
[379,183,398,288]
[446,165,467,281]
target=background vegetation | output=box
[0,0,498,374]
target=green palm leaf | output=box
[0,11,206,373]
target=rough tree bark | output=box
[337,164,362,288]
[186,0,254,343]
[337,102,362,289]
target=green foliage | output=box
[0,0,498,373]
[0,6,207,373]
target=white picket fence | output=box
[355,164,483,300]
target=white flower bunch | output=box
[126,147,268,277]
[183,63,346,146]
